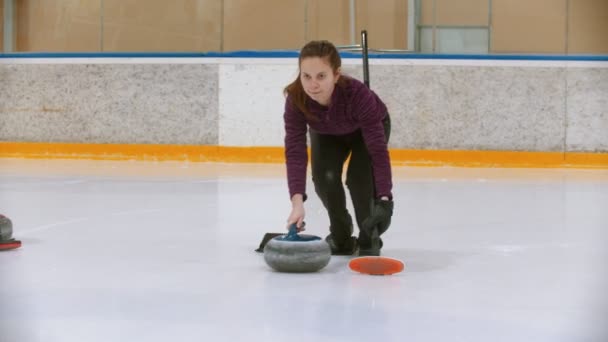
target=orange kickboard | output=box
[349,256,404,275]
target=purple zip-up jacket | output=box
[283,75,392,200]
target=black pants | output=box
[310,114,391,246]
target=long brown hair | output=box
[284,40,348,121]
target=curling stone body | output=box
[263,232,331,273]
[0,214,22,250]
[0,215,13,241]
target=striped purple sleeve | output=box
[283,97,309,200]
[353,85,393,199]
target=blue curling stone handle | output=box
[277,223,321,242]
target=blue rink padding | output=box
[1,50,607,61]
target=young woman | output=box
[283,40,393,256]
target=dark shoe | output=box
[325,235,358,255]
[358,228,383,256]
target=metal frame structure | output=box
[3,0,15,52]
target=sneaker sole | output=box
[348,256,404,275]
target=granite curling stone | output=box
[0,214,22,251]
[263,224,331,273]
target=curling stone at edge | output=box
[0,214,22,251]
[263,225,331,273]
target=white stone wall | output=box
[0,57,606,152]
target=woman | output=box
[283,40,393,256]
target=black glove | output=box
[361,199,393,236]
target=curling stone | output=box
[263,224,331,273]
[0,214,22,251]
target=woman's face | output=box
[299,57,340,106]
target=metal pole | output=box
[565,0,569,54]
[488,0,492,53]
[3,0,15,52]
[361,30,369,88]
[304,0,309,43]
[100,0,104,51]
[408,0,415,51]
[432,0,436,53]
[349,0,357,45]
[220,0,225,52]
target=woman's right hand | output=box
[287,194,306,232]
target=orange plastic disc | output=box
[348,256,404,275]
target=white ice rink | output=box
[1,158,607,342]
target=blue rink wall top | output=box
[1,51,607,61]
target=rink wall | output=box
[0,53,607,167]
